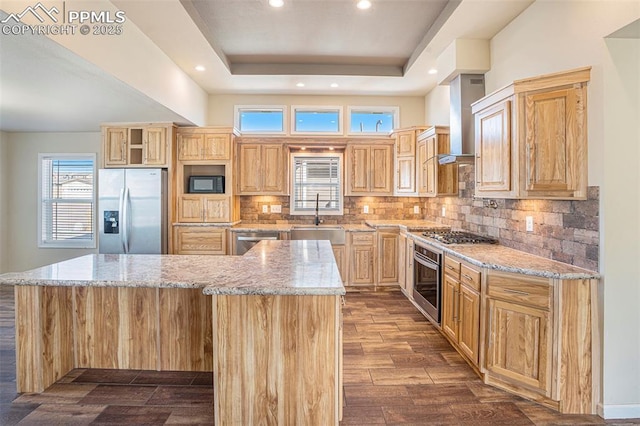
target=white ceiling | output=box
[0,0,535,132]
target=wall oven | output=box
[413,242,442,324]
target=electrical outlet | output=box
[262,205,268,213]
[270,205,281,213]
[413,205,420,215]
[526,216,534,232]
[441,206,446,217]
[363,205,369,214]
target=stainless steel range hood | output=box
[439,74,486,165]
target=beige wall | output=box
[0,132,7,273]
[207,94,426,130]
[4,132,100,273]
[424,85,450,126]
[479,1,640,418]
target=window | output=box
[38,154,96,248]
[235,105,286,134]
[348,106,399,135]
[290,153,343,216]
[291,106,342,135]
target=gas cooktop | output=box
[422,228,498,245]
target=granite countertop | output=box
[229,223,374,232]
[0,241,345,296]
[410,232,600,280]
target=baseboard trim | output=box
[602,403,640,419]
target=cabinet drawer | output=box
[443,257,461,278]
[487,272,550,309]
[174,227,226,255]
[460,264,481,292]
[350,232,374,246]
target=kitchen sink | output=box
[290,226,345,245]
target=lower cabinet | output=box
[348,232,376,286]
[377,229,399,285]
[332,245,347,283]
[173,226,227,255]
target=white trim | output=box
[290,105,343,136]
[289,152,344,216]
[347,105,399,136]
[37,153,97,249]
[602,403,640,419]
[234,105,287,135]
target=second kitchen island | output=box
[0,240,344,425]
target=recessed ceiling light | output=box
[269,0,284,7]
[330,83,339,88]
[195,65,206,72]
[296,82,305,87]
[357,0,371,10]
[329,147,335,151]
[428,68,437,75]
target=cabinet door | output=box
[174,227,226,255]
[425,137,437,196]
[476,100,512,192]
[203,134,230,160]
[524,88,578,193]
[350,245,375,285]
[441,275,459,342]
[396,131,415,156]
[203,196,230,222]
[104,128,128,166]
[398,234,406,291]
[458,284,480,365]
[486,298,551,396]
[396,156,415,194]
[405,238,414,295]
[238,145,262,193]
[178,196,204,222]
[178,134,204,161]
[377,231,398,284]
[417,141,428,194]
[262,144,284,193]
[332,245,346,283]
[370,145,393,194]
[144,127,166,166]
[347,146,370,194]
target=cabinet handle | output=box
[503,288,529,296]
[462,273,473,281]
[446,265,457,272]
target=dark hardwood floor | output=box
[0,285,637,425]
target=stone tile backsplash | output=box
[240,165,600,271]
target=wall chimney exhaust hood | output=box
[439,74,486,165]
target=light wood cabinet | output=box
[103,124,173,168]
[416,126,458,197]
[173,226,227,255]
[177,132,231,161]
[348,232,376,286]
[377,229,399,285]
[392,127,428,196]
[345,143,393,195]
[472,67,590,199]
[177,195,230,223]
[332,245,347,283]
[237,143,287,195]
[441,254,481,366]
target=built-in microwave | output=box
[189,175,225,194]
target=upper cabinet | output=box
[102,123,175,168]
[392,127,429,196]
[237,143,287,195]
[177,132,231,161]
[416,126,458,197]
[346,142,393,196]
[472,67,590,200]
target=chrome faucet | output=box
[314,193,320,226]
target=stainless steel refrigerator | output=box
[98,168,168,254]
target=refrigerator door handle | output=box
[123,187,131,253]
[118,188,126,253]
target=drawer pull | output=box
[503,288,530,296]
[446,265,457,271]
[462,273,473,281]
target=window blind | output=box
[39,156,95,247]
[291,155,342,214]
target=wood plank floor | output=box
[0,285,637,425]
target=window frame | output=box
[347,106,400,136]
[290,105,343,136]
[37,153,97,249]
[234,105,288,135]
[289,152,344,216]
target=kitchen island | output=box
[0,240,344,425]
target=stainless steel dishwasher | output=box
[233,231,280,255]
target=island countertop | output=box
[0,240,345,296]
